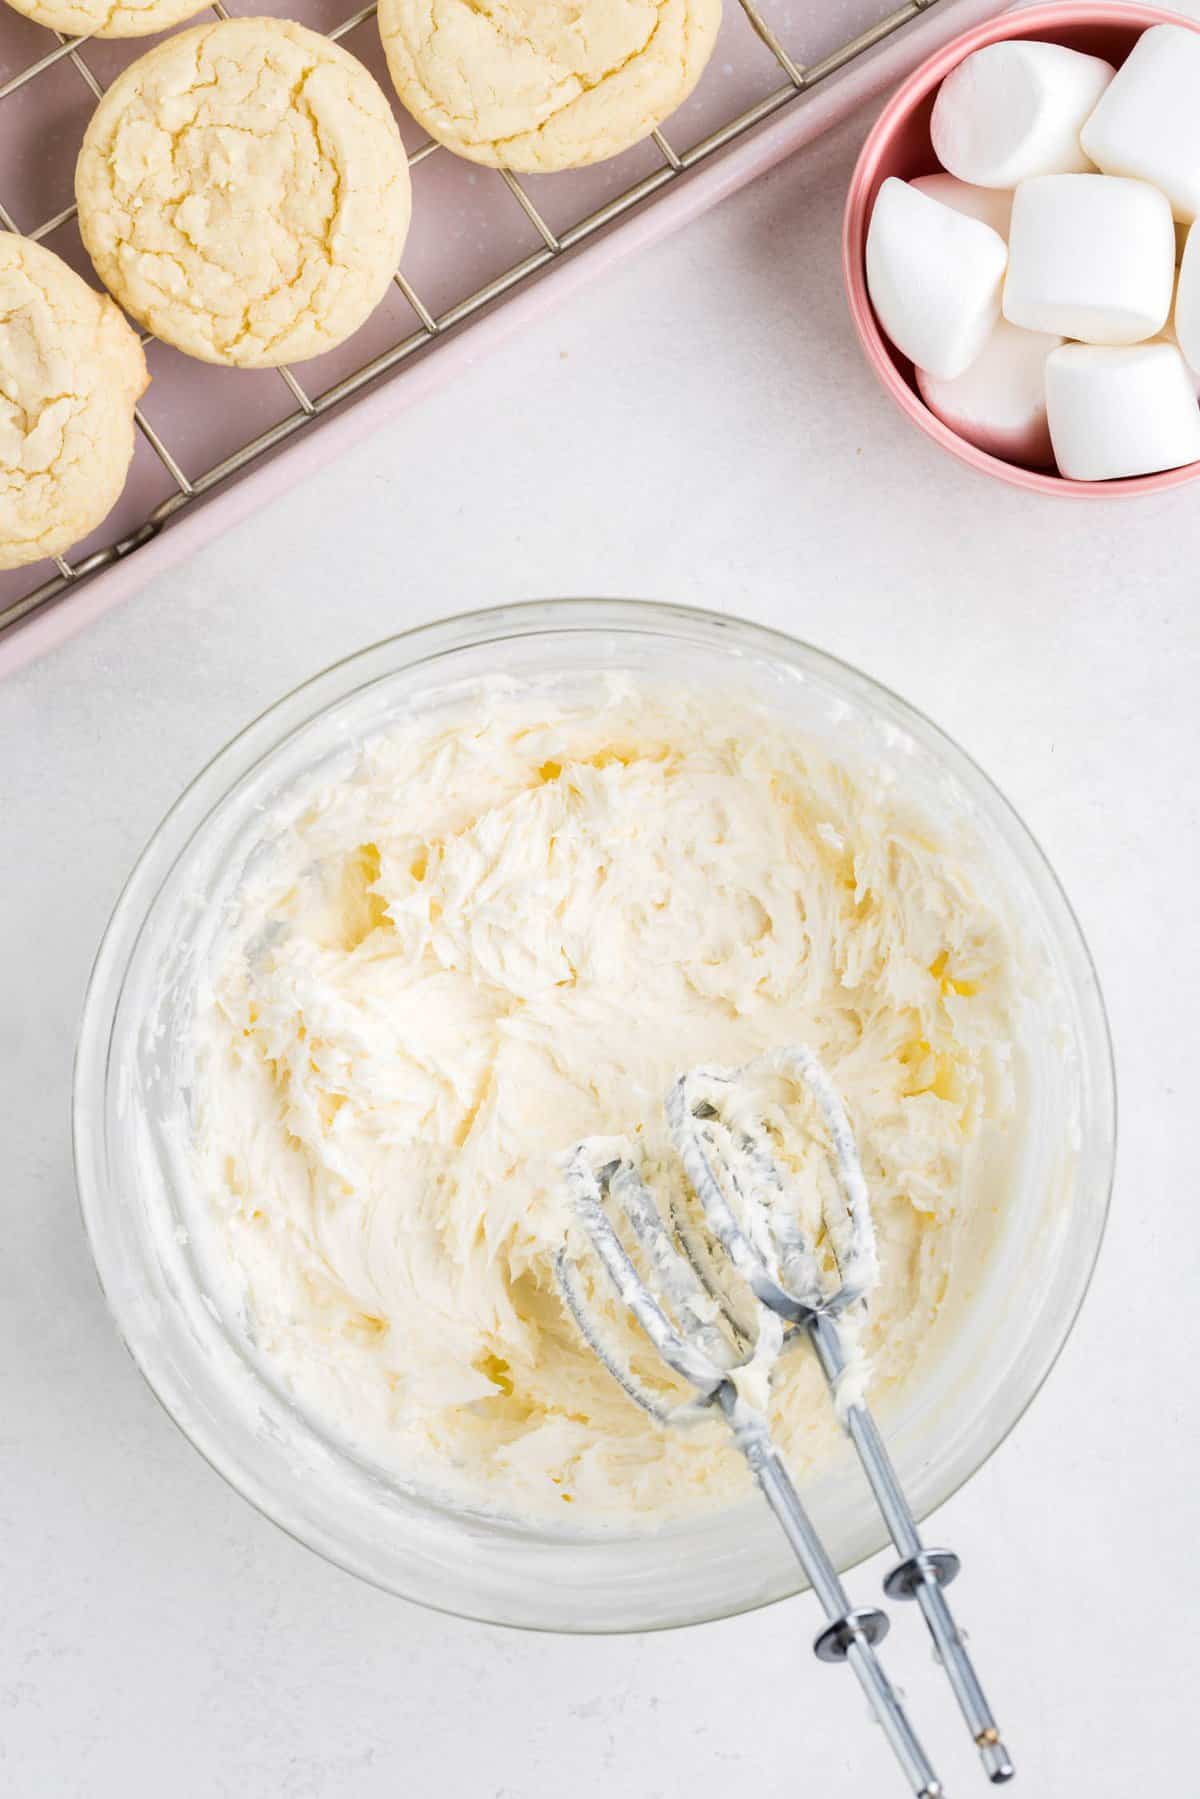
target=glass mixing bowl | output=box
[73,599,1115,1631]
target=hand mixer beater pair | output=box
[557,1045,1012,1798]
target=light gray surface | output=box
[2,110,1194,1797]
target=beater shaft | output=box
[809,1314,1014,1784]
[720,1385,944,1799]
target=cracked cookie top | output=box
[75,18,412,368]
[1,233,148,571]
[377,0,723,172]
[5,0,208,42]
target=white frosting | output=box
[191,681,1019,1523]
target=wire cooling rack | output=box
[0,0,974,650]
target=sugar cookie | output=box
[1,234,148,572]
[377,0,722,172]
[4,0,207,41]
[75,19,412,368]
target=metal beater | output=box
[557,1045,1012,1797]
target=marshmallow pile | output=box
[866,25,1200,481]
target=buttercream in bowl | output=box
[193,680,1021,1525]
[75,601,1113,1628]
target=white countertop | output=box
[2,102,1195,1799]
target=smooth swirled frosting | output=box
[191,680,1019,1521]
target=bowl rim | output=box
[72,596,1118,1631]
[842,0,1200,500]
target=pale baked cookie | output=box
[1,234,148,572]
[4,0,208,41]
[377,0,723,172]
[75,19,412,368]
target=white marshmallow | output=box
[1173,223,1200,377]
[1157,271,1200,396]
[1080,24,1200,223]
[911,172,1013,239]
[931,40,1113,188]
[1003,173,1174,344]
[917,318,1063,466]
[866,177,1007,379]
[1044,342,1200,479]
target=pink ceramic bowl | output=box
[844,1,1200,498]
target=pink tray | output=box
[0,0,1003,673]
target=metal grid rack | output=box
[0,0,944,638]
